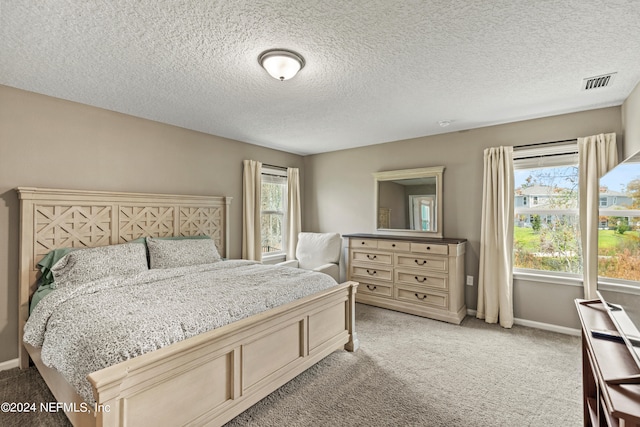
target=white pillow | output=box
[51,243,148,289]
[146,237,221,269]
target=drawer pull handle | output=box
[361,241,366,245]
[366,285,377,291]
[367,254,377,260]
[415,259,427,266]
[414,276,427,283]
[392,243,396,247]
[414,293,428,300]
[366,269,377,276]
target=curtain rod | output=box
[513,138,577,151]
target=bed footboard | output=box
[18,187,359,426]
[84,281,358,427]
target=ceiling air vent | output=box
[582,72,616,91]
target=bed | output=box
[17,187,359,427]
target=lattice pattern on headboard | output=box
[17,187,231,368]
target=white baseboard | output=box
[0,358,19,371]
[466,309,580,336]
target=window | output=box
[261,167,287,256]
[513,143,581,275]
[598,161,640,282]
[409,195,434,231]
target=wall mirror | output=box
[373,166,444,237]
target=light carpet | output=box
[0,303,582,426]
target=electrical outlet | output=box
[466,275,473,286]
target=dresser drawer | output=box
[395,254,448,273]
[352,239,378,249]
[351,250,393,265]
[351,265,393,282]
[410,243,448,255]
[377,240,411,252]
[396,287,448,309]
[395,270,448,290]
[358,281,393,298]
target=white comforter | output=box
[24,260,337,404]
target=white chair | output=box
[277,232,342,282]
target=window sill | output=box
[514,271,640,295]
[262,253,286,264]
[513,269,583,287]
[598,279,640,295]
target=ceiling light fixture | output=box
[258,49,305,81]
[438,120,451,127]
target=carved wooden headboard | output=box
[17,187,231,367]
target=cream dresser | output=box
[345,234,467,324]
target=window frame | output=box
[513,142,582,280]
[260,166,288,261]
[512,142,640,294]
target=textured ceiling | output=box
[2,0,640,155]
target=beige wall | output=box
[305,107,623,329]
[1,82,634,364]
[378,181,406,228]
[0,85,304,363]
[622,81,640,158]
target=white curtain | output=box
[242,160,262,261]
[477,146,515,328]
[286,167,301,260]
[578,133,617,299]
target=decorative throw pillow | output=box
[146,237,221,269]
[37,247,79,287]
[51,242,148,289]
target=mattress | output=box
[24,260,337,404]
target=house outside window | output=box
[598,163,640,282]
[513,143,581,275]
[261,167,287,256]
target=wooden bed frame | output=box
[17,187,359,426]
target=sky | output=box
[515,163,640,193]
[600,163,640,193]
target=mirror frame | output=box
[373,166,444,237]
